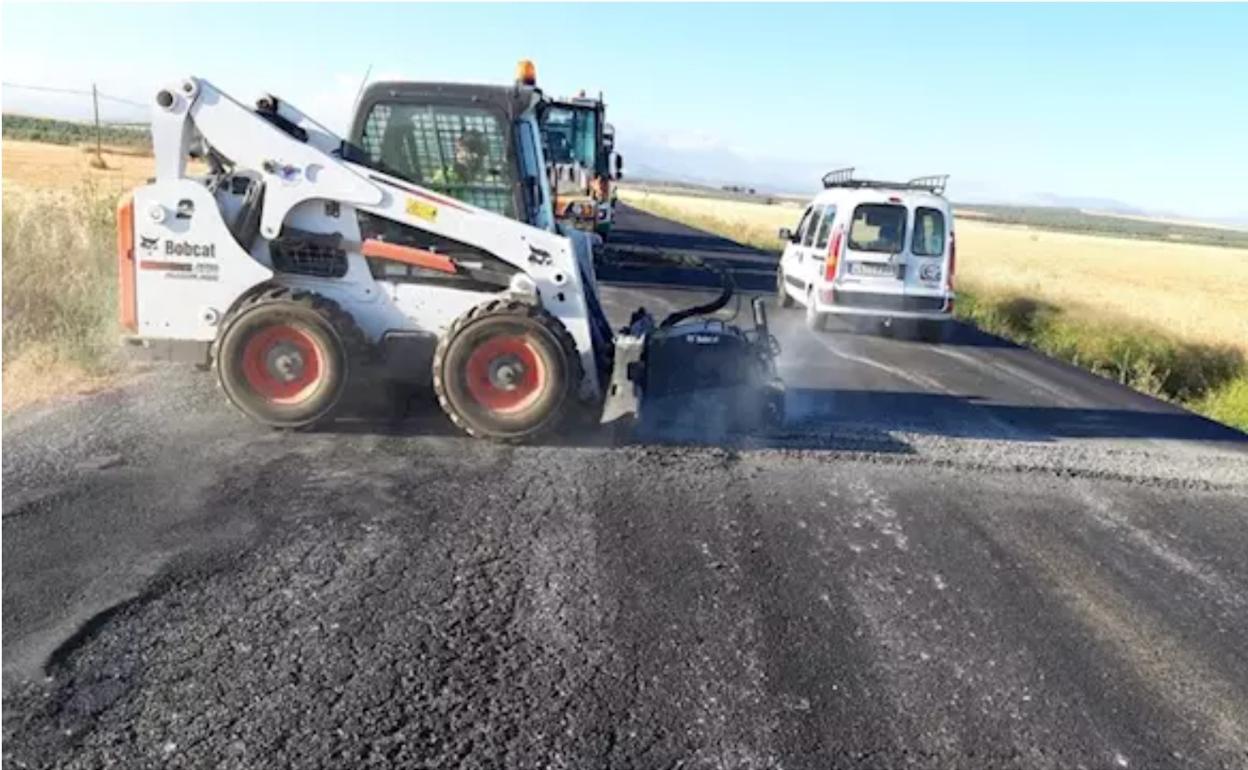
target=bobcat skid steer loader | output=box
[117,65,781,441]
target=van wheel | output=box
[776,268,795,308]
[804,293,826,332]
[917,320,949,344]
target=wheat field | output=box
[619,188,1248,357]
[3,139,161,194]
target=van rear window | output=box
[849,204,906,253]
[913,207,946,256]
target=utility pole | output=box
[91,83,105,167]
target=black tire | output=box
[214,287,363,429]
[804,293,826,332]
[917,320,950,344]
[433,299,582,442]
[777,268,795,308]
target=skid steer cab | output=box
[117,66,781,442]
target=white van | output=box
[777,169,955,341]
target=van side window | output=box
[913,208,946,256]
[814,205,838,249]
[794,207,814,243]
[802,207,823,247]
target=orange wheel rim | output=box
[240,324,324,404]
[464,335,546,413]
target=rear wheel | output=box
[804,292,826,331]
[215,288,362,429]
[433,300,582,442]
[917,320,950,344]
[776,268,795,308]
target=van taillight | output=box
[946,231,956,291]
[826,227,844,281]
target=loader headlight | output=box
[508,273,539,302]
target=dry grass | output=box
[3,182,124,414]
[955,225,1248,357]
[620,187,1248,430]
[2,139,159,195]
[1,140,190,413]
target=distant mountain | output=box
[1023,193,1148,215]
[616,134,830,196]
[1218,212,1248,228]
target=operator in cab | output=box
[431,130,490,189]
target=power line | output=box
[2,81,148,109]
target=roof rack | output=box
[821,167,857,187]
[906,175,949,195]
[821,167,948,195]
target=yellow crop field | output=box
[3,139,160,194]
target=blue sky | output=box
[3,3,1246,218]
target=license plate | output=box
[850,261,898,278]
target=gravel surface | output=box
[4,206,1246,769]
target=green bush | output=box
[1192,377,1248,430]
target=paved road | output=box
[4,205,1247,769]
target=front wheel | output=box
[433,300,582,442]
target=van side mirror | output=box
[777,227,793,242]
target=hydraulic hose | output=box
[659,256,734,328]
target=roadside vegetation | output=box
[955,288,1247,426]
[2,182,121,411]
[2,130,171,412]
[2,114,151,151]
[620,187,1248,431]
